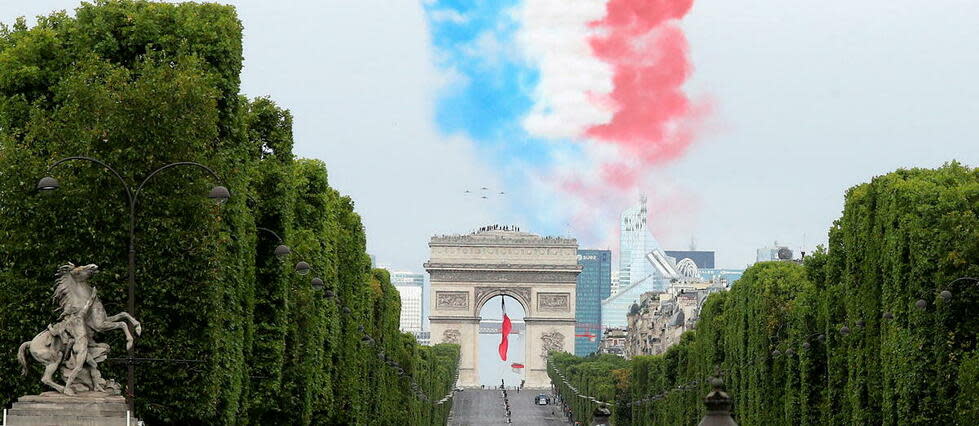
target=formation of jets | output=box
[464,187,505,199]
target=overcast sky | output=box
[4,0,977,273]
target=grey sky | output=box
[4,0,977,273]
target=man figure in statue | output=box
[55,287,118,394]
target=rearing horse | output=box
[17,263,141,395]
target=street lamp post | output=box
[38,156,229,414]
[256,226,292,261]
[914,277,979,311]
[255,226,326,291]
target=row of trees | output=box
[0,1,458,424]
[549,163,978,425]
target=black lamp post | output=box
[38,157,228,414]
[258,227,324,292]
[256,227,291,261]
[256,227,328,295]
[255,226,331,299]
[915,277,978,311]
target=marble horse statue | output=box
[17,263,141,395]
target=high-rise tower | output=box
[601,195,679,328]
[575,249,612,356]
[391,271,425,333]
[618,195,663,288]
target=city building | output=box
[598,328,628,357]
[618,195,665,290]
[665,250,715,269]
[391,271,424,333]
[625,279,727,357]
[610,270,620,296]
[756,243,793,263]
[700,268,745,287]
[601,195,681,329]
[575,249,612,356]
[620,259,728,357]
[603,273,652,329]
[414,331,431,346]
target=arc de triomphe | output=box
[425,228,580,388]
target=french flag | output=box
[499,312,512,361]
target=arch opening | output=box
[477,294,526,387]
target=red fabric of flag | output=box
[499,313,512,361]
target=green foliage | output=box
[955,350,979,423]
[548,163,978,426]
[0,2,458,424]
[549,352,629,424]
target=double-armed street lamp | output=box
[37,158,354,416]
[38,156,229,413]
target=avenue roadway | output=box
[448,389,566,425]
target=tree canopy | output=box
[550,162,978,425]
[0,1,458,424]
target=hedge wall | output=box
[548,163,978,425]
[0,1,459,424]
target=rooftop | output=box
[430,226,577,247]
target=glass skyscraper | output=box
[601,195,679,328]
[575,249,612,356]
[619,195,664,290]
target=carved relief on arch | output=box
[442,329,461,345]
[540,329,566,361]
[436,291,469,310]
[537,292,570,311]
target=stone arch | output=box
[473,287,531,317]
[425,229,581,388]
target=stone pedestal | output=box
[5,391,135,426]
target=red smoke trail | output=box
[585,0,702,189]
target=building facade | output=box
[414,331,431,346]
[598,328,628,357]
[625,279,726,357]
[575,249,612,356]
[619,195,663,289]
[602,196,683,329]
[700,268,744,287]
[665,250,715,269]
[601,255,683,328]
[392,271,425,333]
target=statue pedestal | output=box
[5,391,136,426]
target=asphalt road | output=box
[448,389,566,426]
